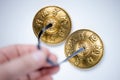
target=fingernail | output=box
[32,51,46,62]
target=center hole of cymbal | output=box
[48,23,53,27]
[45,23,58,34]
[75,41,91,57]
[83,46,86,50]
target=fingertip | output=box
[52,66,60,74]
[49,54,57,62]
[46,66,60,75]
[41,47,51,56]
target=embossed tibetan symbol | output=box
[33,6,71,44]
[65,29,104,68]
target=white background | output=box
[0,0,120,80]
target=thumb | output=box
[0,50,47,80]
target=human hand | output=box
[0,44,59,80]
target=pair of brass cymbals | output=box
[32,6,104,68]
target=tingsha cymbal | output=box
[33,6,71,44]
[65,29,104,68]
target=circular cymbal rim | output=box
[65,29,104,68]
[33,6,72,45]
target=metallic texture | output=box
[33,6,71,44]
[65,29,104,68]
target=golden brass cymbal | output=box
[33,6,71,44]
[65,29,104,68]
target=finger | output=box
[0,44,37,62]
[0,50,47,80]
[0,53,8,64]
[14,44,38,56]
[18,75,28,80]
[38,47,58,67]
[42,47,51,56]
[28,66,59,80]
[44,53,58,67]
[27,71,41,80]
[40,66,60,76]
[37,75,53,80]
